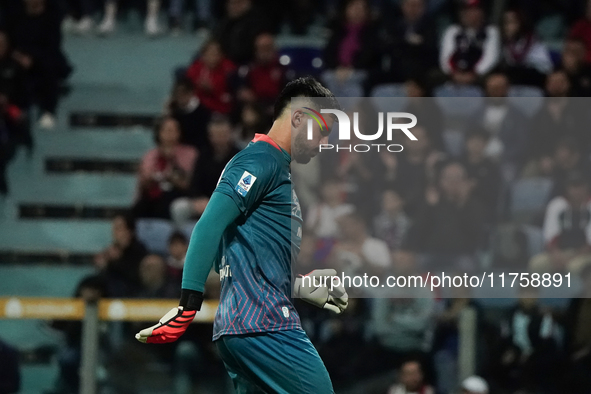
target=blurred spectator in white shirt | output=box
[306,179,355,239]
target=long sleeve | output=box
[439,25,459,74]
[475,26,500,75]
[181,191,241,292]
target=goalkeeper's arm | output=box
[135,192,240,344]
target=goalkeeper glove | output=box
[135,289,203,344]
[294,269,348,314]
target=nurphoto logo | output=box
[306,109,418,153]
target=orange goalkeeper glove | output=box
[135,289,203,344]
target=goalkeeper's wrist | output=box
[179,289,204,311]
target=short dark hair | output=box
[465,125,490,142]
[273,76,340,120]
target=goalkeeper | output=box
[136,77,348,394]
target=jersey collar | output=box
[251,133,291,162]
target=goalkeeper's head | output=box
[272,77,340,164]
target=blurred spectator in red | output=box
[214,0,269,65]
[234,102,268,149]
[562,38,591,97]
[136,254,179,298]
[170,115,239,226]
[563,264,591,392]
[500,9,553,86]
[133,117,197,219]
[460,128,501,222]
[440,0,500,85]
[236,33,287,111]
[167,77,211,152]
[94,215,148,297]
[529,172,591,274]
[471,71,528,181]
[323,0,380,73]
[527,70,589,165]
[6,0,72,129]
[406,161,484,271]
[384,0,438,82]
[187,40,236,114]
[386,359,435,394]
[372,189,410,253]
[569,0,591,64]
[166,231,188,287]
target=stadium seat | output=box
[434,84,484,117]
[369,84,408,112]
[136,219,174,255]
[509,177,554,224]
[278,46,323,76]
[508,86,544,117]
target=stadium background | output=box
[1,0,591,393]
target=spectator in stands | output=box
[460,376,489,394]
[403,78,444,151]
[214,0,269,65]
[168,0,212,34]
[166,231,188,287]
[0,120,16,195]
[97,0,162,36]
[471,71,528,182]
[562,38,591,97]
[383,0,438,82]
[377,126,444,218]
[549,138,591,198]
[372,189,410,252]
[0,337,20,394]
[527,70,589,166]
[529,172,591,274]
[234,102,268,149]
[61,0,95,34]
[563,263,591,392]
[306,179,355,240]
[495,286,561,393]
[186,40,236,114]
[323,0,380,79]
[331,213,391,275]
[167,77,211,152]
[0,31,28,110]
[500,9,553,86]
[48,275,107,394]
[569,0,591,64]
[170,115,239,226]
[6,0,72,129]
[439,0,500,85]
[460,128,502,221]
[95,215,148,296]
[385,358,435,394]
[406,161,484,271]
[133,117,197,219]
[236,33,287,112]
[136,254,178,298]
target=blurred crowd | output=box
[2,0,591,393]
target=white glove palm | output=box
[294,269,348,314]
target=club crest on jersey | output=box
[235,171,257,197]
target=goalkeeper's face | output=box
[292,109,333,164]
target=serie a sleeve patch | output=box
[235,171,257,197]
